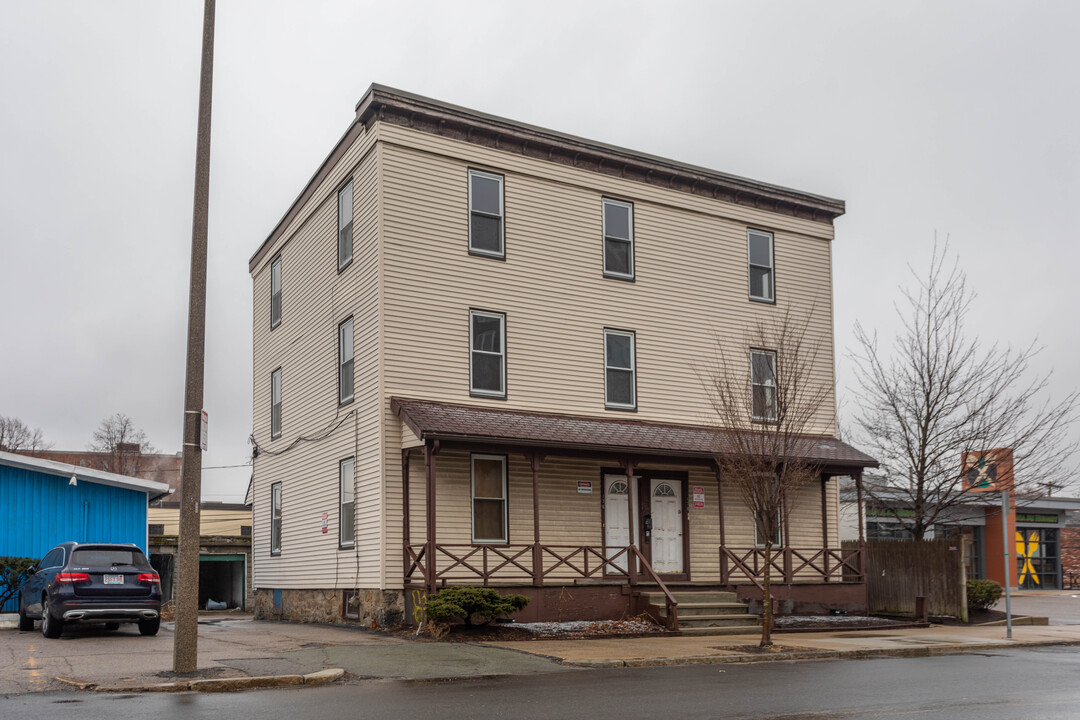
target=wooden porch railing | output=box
[720,546,864,589]
[404,543,679,630]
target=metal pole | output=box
[1002,488,1012,639]
[173,0,215,674]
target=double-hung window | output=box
[471,454,508,543]
[337,181,354,271]
[270,482,282,555]
[468,169,504,258]
[602,199,634,279]
[748,229,774,302]
[338,317,354,405]
[270,367,282,439]
[339,457,355,548]
[751,349,778,422]
[604,329,636,410]
[469,310,505,398]
[270,256,282,328]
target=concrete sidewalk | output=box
[4,615,1080,695]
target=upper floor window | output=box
[339,457,355,548]
[338,181,354,271]
[470,310,505,398]
[602,199,634,280]
[751,348,777,422]
[604,329,636,410]
[468,169,504,258]
[338,317,354,405]
[270,256,282,329]
[270,482,282,555]
[471,454,508,544]
[748,229,774,302]
[271,367,282,439]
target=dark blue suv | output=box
[18,542,162,638]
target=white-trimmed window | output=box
[338,317,354,405]
[337,181,354,271]
[754,507,783,547]
[468,169,504,258]
[471,454,508,543]
[751,349,778,422]
[470,310,505,398]
[602,198,634,279]
[270,367,282,439]
[748,229,774,302]
[339,457,355,548]
[604,329,636,410]
[270,256,282,328]
[270,482,282,555]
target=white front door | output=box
[649,478,683,574]
[604,474,639,574]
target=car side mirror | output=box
[26,566,37,575]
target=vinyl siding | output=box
[250,124,383,591]
[148,507,250,536]
[378,123,840,585]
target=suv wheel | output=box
[41,595,63,639]
[138,617,160,636]
[18,595,33,631]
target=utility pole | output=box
[174,0,215,674]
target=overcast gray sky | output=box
[2,1,1077,501]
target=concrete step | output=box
[679,615,762,628]
[642,591,738,605]
[662,602,751,617]
[679,624,763,637]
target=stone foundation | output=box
[253,588,406,628]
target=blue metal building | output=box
[0,450,170,611]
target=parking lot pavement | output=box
[0,615,565,694]
[996,591,1080,626]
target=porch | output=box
[393,398,876,628]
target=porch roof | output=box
[391,398,878,470]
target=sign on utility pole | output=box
[174,0,215,674]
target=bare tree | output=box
[701,305,835,647]
[0,415,50,453]
[850,243,1080,539]
[88,413,156,476]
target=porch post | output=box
[820,474,830,581]
[425,441,439,594]
[714,461,727,584]
[782,490,793,583]
[402,449,411,584]
[855,471,866,579]
[530,453,543,587]
[625,457,637,584]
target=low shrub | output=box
[967,578,1003,613]
[423,586,530,627]
[0,557,39,608]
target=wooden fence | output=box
[851,539,968,621]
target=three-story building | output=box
[249,85,876,628]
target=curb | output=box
[54,668,346,694]
[560,639,1080,669]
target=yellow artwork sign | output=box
[1016,530,1041,586]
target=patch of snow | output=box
[512,619,658,635]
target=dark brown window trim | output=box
[338,316,355,407]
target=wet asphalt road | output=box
[3,646,1079,719]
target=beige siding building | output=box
[249,85,875,628]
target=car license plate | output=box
[104,574,124,585]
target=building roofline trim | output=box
[250,83,846,274]
[0,450,172,501]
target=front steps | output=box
[640,590,761,636]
